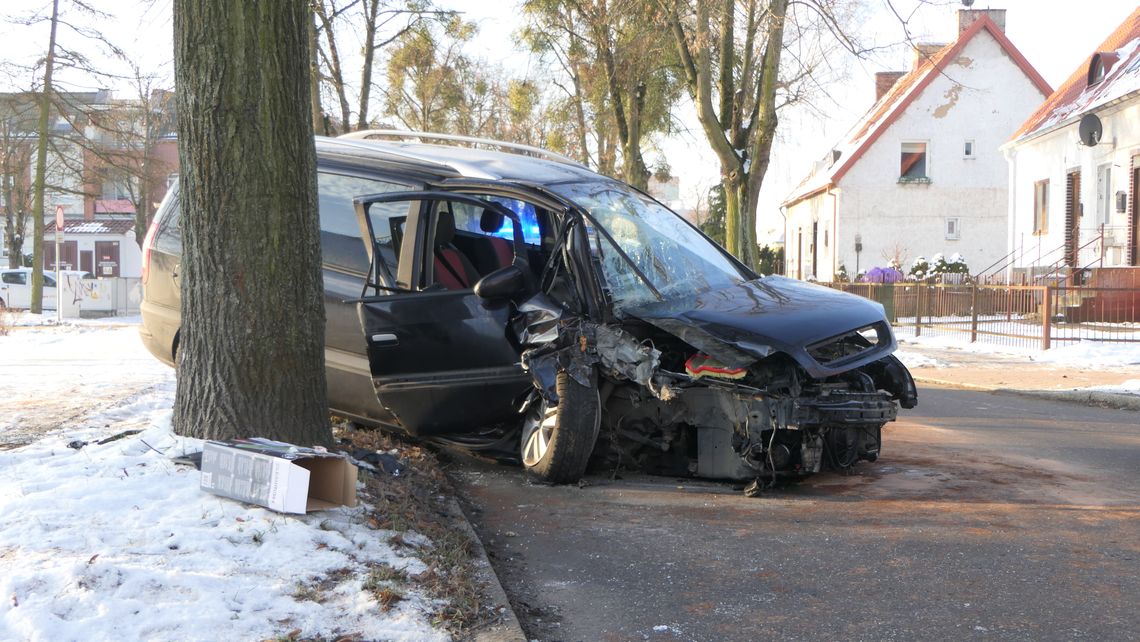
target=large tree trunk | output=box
[29,0,59,314]
[663,0,787,271]
[173,0,331,445]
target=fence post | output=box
[915,284,923,337]
[970,283,979,343]
[1042,285,1052,350]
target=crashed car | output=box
[140,131,916,490]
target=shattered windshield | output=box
[550,181,748,312]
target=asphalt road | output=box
[449,386,1140,642]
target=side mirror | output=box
[474,264,526,300]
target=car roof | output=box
[315,136,603,186]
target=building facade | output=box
[782,10,1050,282]
[1004,7,1140,278]
[1,89,178,277]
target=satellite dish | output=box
[1079,113,1103,146]
[962,0,975,6]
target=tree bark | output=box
[29,0,59,314]
[173,0,331,445]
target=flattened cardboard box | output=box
[200,439,357,514]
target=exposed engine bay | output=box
[514,281,918,492]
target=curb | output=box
[443,494,527,642]
[913,376,1140,411]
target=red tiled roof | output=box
[783,14,1051,207]
[46,220,136,235]
[1010,7,1140,142]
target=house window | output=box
[900,142,928,180]
[963,140,975,158]
[1096,164,1112,225]
[1034,179,1049,235]
[945,217,960,240]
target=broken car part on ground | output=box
[141,132,917,494]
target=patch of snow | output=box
[0,321,447,642]
[894,349,948,369]
[1083,379,1140,396]
[898,332,1140,368]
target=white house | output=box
[781,9,1051,282]
[1004,7,1140,279]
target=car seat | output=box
[433,210,480,290]
[469,208,514,275]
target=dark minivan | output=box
[141,132,915,488]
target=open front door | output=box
[352,191,534,436]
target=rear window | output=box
[148,172,413,277]
[153,186,182,254]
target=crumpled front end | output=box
[512,278,918,490]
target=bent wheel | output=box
[520,371,600,484]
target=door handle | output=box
[370,333,399,346]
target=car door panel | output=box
[358,289,529,435]
[354,191,533,436]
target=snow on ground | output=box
[893,349,948,369]
[1085,379,1140,396]
[896,328,1140,369]
[0,319,171,449]
[0,319,447,642]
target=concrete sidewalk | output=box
[897,342,1140,410]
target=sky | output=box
[2,0,1136,242]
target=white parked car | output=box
[0,268,93,309]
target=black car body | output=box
[140,132,916,489]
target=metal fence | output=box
[823,282,1140,349]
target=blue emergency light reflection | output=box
[488,197,541,243]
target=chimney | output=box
[875,71,906,101]
[959,8,1006,34]
[912,43,946,70]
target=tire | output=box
[520,371,601,484]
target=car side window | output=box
[44,274,56,287]
[318,172,410,276]
[2,272,25,285]
[153,187,182,255]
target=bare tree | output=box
[80,66,177,247]
[522,0,683,189]
[310,0,458,133]
[0,93,37,268]
[27,0,60,314]
[173,0,331,444]
[660,0,864,267]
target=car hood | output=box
[629,276,896,378]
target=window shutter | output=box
[1064,171,1080,268]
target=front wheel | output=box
[520,371,600,484]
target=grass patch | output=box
[336,422,495,635]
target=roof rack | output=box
[338,129,587,169]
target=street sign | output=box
[55,205,64,232]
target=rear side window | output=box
[318,172,411,276]
[148,173,411,275]
[2,272,26,285]
[153,186,182,255]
